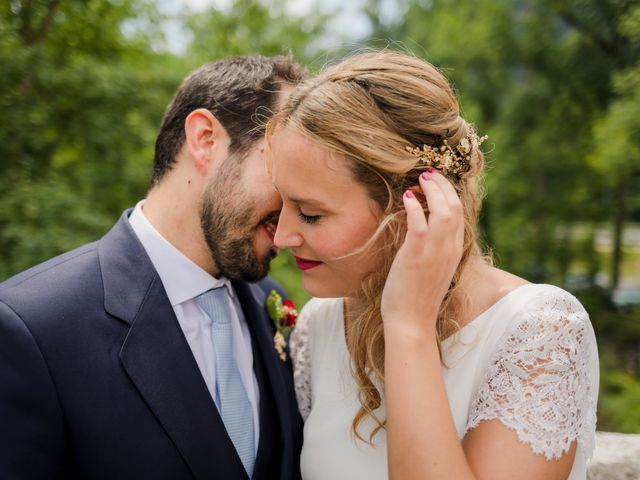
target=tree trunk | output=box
[610,173,627,290]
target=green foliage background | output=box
[1,0,639,433]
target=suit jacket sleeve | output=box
[0,301,67,479]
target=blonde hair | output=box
[268,50,487,442]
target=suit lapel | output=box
[249,330,280,479]
[233,282,294,471]
[99,212,248,480]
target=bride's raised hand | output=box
[380,169,465,336]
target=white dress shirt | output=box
[128,200,260,450]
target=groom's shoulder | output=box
[239,276,288,310]
[0,240,101,305]
[253,276,287,298]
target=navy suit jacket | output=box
[0,211,303,480]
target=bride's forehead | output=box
[272,128,354,179]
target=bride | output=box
[267,50,598,479]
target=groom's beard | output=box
[200,162,278,282]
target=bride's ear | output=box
[184,108,231,177]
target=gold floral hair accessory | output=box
[406,132,488,180]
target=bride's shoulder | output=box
[488,283,595,359]
[478,266,590,328]
[508,283,589,321]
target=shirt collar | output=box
[128,200,234,306]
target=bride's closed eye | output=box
[298,210,321,224]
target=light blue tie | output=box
[196,286,255,478]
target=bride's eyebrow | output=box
[290,197,328,209]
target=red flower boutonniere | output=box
[266,290,298,361]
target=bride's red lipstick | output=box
[293,255,322,271]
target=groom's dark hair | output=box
[151,54,305,185]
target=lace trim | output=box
[290,306,312,420]
[465,288,597,460]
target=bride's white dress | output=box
[290,283,599,479]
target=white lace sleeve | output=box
[465,287,598,460]
[289,305,312,421]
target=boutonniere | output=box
[266,290,298,361]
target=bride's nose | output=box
[273,207,303,249]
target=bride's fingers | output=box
[428,169,460,202]
[419,171,451,227]
[402,190,429,255]
[419,170,464,246]
[429,171,463,217]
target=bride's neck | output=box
[451,258,527,328]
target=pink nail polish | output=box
[404,190,415,199]
[421,171,430,180]
[427,167,436,173]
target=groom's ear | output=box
[184,108,231,177]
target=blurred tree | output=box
[589,3,640,289]
[184,0,328,66]
[0,0,176,277]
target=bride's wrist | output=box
[383,319,438,347]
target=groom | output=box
[0,55,303,480]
